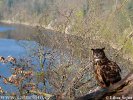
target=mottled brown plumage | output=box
[91,48,121,87]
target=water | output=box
[0,23,58,93]
[0,23,35,93]
[0,38,26,93]
[0,26,15,32]
[0,39,26,57]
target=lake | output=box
[0,22,39,93]
[0,22,68,94]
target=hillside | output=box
[0,0,133,99]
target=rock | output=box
[75,72,133,100]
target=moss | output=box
[123,39,133,55]
[75,10,84,19]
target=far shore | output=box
[0,19,73,35]
[0,20,55,31]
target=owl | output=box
[91,48,121,87]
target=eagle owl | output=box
[91,48,121,87]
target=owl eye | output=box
[100,52,104,55]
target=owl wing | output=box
[103,61,121,84]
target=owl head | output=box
[91,48,106,60]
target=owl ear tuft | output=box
[102,47,105,50]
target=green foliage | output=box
[123,39,133,55]
[75,10,84,19]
